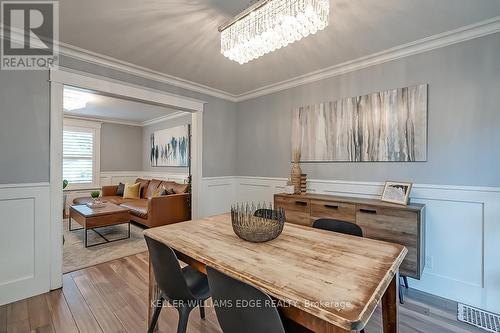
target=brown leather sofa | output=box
[74,178,191,228]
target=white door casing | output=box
[49,68,205,290]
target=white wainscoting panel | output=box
[199,177,236,218]
[100,171,189,186]
[200,176,500,313]
[0,184,50,305]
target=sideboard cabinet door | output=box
[356,206,420,278]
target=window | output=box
[63,119,101,189]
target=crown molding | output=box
[63,115,140,127]
[234,16,500,101]
[140,111,189,126]
[58,16,500,103]
[58,42,239,102]
[63,111,189,127]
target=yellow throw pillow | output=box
[123,182,141,199]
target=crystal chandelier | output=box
[219,0,329,64]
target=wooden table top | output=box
[144,214,407,331]
[70,203,130,217]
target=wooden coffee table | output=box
[69,203,131,247]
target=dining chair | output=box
[312,218,363,237]
[206,266,286,333]
[313,218,366,333]
[254,208,277,219]
[145,236,210,333]
[399,275,409,304]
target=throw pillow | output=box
[123,182,141,199]
[152,186,176,197]
[116,183,125,196]
[152,186,165,198]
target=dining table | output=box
[144,213,407,333]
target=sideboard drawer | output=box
[310,200,356,223]
[275,196,311,226]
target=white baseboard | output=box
[200,176,500,313]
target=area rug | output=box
[63,218,147,273]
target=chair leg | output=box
[399,283,404,304]
[199,300,205,320]
[176,306,193,333]
[403,275,409,289]
[147,298,164,333]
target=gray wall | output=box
[0,70,50,183]
[60,56,238,178]
[100,123,142,171]
[141,114,192,173]
[236,33,500,187]
[1,33,498,186]
[0,57,237,184]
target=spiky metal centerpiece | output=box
[231,202,285,243]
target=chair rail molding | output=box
[200,176,500,313]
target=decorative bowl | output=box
[230,203,285,243]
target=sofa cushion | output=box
[160,181,189,194]
[135,178,150,198]
[103,196,136,205]
[120,199,148,219]
[145,179,162,198]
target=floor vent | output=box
[458,303,500,333]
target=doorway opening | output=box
[50,69,204,289]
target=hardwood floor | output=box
[0,252,482,333]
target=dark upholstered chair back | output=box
[207,266,286,333]
[313,218,363,237]
[145,236,193,301]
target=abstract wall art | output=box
[291,84,428,162]
[150,124,190,167]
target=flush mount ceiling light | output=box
[219,0,329,64]
[63,88,94,111]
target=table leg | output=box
[382,273,399,333]
[148,256,161,332]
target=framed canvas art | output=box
[150,124,190,167]
[291,84,428,162]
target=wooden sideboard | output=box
[274,193,426,279]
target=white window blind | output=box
[63,127,94,185]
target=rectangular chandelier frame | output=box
[219,0,329,64]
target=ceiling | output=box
[63,86,181,124]
[59,0,500,95]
